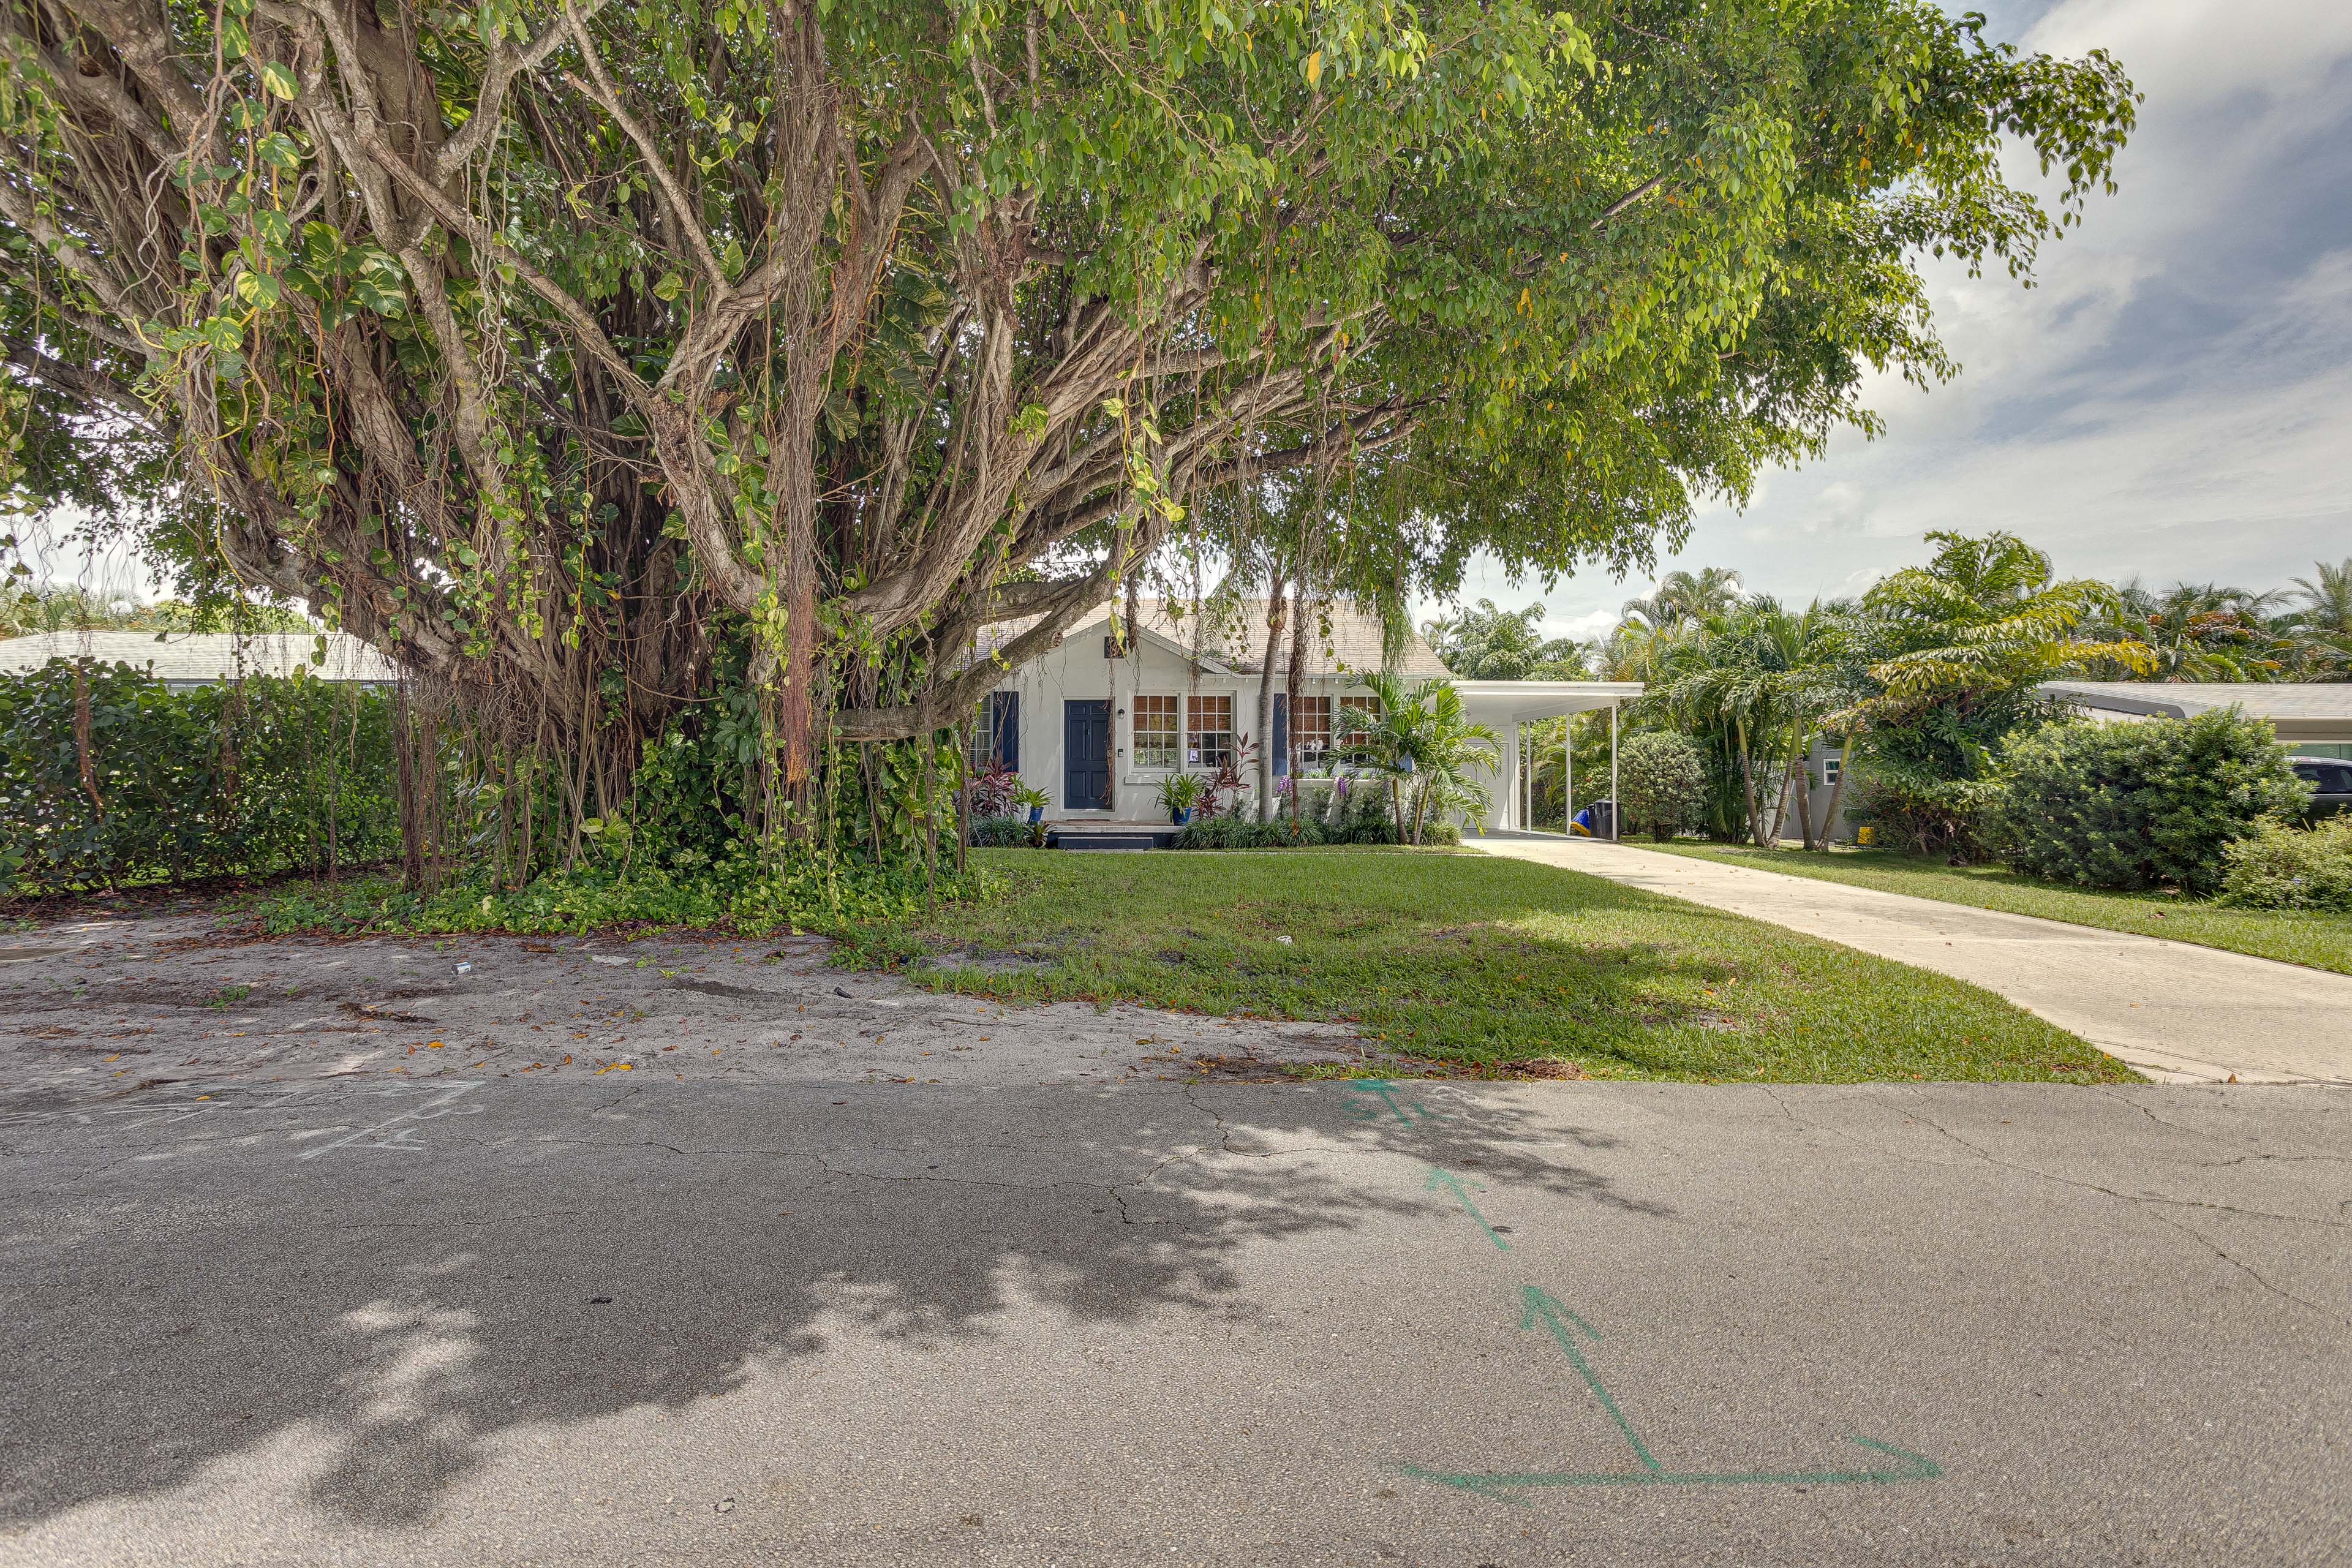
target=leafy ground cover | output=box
[238,853,993,939]
[840,848,2132,1083]
[1643,842,2352,976]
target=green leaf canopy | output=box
[0,0,2135,796]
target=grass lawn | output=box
[1640,841,2352,978]
[842,847,2133,1084]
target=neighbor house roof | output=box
[0,631,401,684]
[2038,680,2352,742]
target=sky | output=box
[1426,0,2352,643]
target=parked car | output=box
[2288,756,2352,820]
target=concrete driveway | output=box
[4,921,2349,1567]
[1471,837,2352,1085]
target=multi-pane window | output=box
[1337,695,1379,758]
[1187,693,1233,769]
[967,692,1018,772]
[1133,695,1179,769]
[1292,695,1332,764]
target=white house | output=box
[967,598,1640,831]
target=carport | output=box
[1453,680,1646,837]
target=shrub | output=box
[2218,817,2352,910]
[1172,813,1329,850]
[1614,731,1709,840]
[1,658,399,892]
[1842,765,1992,861]
[252,846,993,937]
[965,762,1019,818]
[1314,773,1401,845]
[967,814,1031,848]
[1989,709,2307,894]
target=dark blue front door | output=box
[1063,699,1111,810]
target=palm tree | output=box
[1649,599,1853,848]
[2284,559,2352,679]
[2288,559,2352,631]
[1619,567,1745,631]
[2089,580,2293,681]
[1337,674,1499,843]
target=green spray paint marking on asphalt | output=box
[1424,1166,1510,1251]
[1343,1078,1437,1126]
[1401,1285,1942,1504]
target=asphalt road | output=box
[6,1025,2348,1564]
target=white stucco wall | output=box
[981,619,1363,820]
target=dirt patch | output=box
[1512,1057,1591,1080]
[0,908,1378,1101]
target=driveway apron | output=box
[1470,837,2352,1084]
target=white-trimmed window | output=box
[1337,695,1379,759]
[1187,694,1233,769]
[1133,695,1179,769]
[1292,695,1332,764]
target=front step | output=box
[1049,826,1177,851]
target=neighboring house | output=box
[0,631,399,689]
[2037,681,2352,763]
[967,598,1639,827]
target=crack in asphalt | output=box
[1897,1102,2348,1235]
[2151,1213,2352,1330]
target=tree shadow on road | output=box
[0,1074,1670,1534]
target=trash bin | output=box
[1571,800,1618,839]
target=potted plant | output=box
[1155,772,1204,826]
[1011,782,1050,824]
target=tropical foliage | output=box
[2220,817,2352,912]
[0,658,396,889]
[1422,600,1588,681]
[1445,535,2347,859]
[0,0,2139,874]
[1613,731,1709,841]
[1336,673,1496,845]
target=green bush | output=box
[252,846,992,937]
[1172,813,1330,850]
[1,658,399,892]
[2218,817,2352,911]
[1843,764,1992,860]
[1615,731,1709,840]
[1311,774,1402,844]
[967,814,1033,848]
[1990,709,2307,894]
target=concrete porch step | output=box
[1049,824,1178,851]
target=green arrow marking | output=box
[1398,1438,1942,1502]
[1517,1285,1656,1471]
[1403,1286,1942,1502]
[1425,1166,1512,1251]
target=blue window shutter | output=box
[993,692,1020,772]
[1271,693,1289,776]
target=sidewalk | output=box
[1469,835,2352,1084]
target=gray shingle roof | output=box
[2038,680,2352,722]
